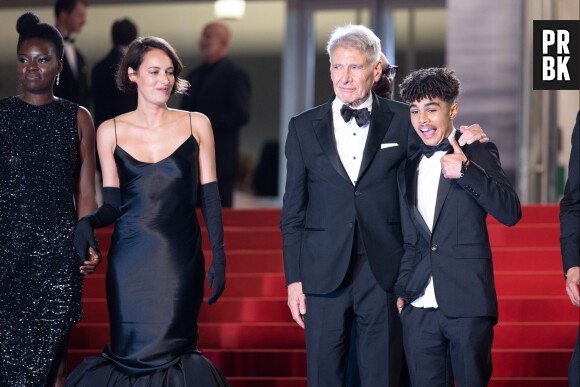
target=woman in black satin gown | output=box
[65,36,228,386]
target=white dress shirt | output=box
[332,94,373,185]
[63,40,78,79]
[411,129,457,308]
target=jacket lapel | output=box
[405,154,432,239]
[357,94,393,182]
[312,99,351,183]
[432,172,451,232]
[432,130,468,231]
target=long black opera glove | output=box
[200,181,226,305]
[74,187,122,260]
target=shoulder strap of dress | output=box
[113,118,118,144]
[188,113,193,136]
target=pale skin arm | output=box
[566,267,580,307]
[76,107,100,275]
[457,124,488,146]
[288,281,306,328]
[192,113,218,184]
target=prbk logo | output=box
[533,20,579,90]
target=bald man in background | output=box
[181,22,251,207]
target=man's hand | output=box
[565,266,580,307]
[288,282,306,328]
[396,297,405,315]
[441,136,468,179]
[80,246,101,275]
[458,124,489,146]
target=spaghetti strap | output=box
[188,113,193,136]
[113,118,118,145]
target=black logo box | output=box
[533,20,580,90]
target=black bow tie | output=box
[340,105,371,127]
[419,138,453,158]
[64,36,75,43]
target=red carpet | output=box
[67,205,578,386]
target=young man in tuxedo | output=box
[395,67,522,387]
[280,25,487,387]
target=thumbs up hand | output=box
[440,136,467,179]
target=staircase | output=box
[67,205,578,386]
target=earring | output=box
[56,73,60,86]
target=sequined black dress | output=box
[65,124,229,386]
[0,96,83,386]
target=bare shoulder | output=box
[189,111,210,123]
[112,110,136,127]
[96,119,117,143]
[188,111,212,136]
[77,105,93,125]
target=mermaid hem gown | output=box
[66,131,229,386]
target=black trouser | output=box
[400,306,494,387]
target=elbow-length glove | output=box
[201,181,226,304]
[74,187,121,260]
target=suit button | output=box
[431,244,438,252]
[355,190,361,196]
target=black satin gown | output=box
[66,133,229,386]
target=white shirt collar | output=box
[332,93,373,113]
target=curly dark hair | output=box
[16,12,64,60]
[399,67,460,104]
[116,36,189,95]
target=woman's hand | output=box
[80,246,101,275]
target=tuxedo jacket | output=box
[280,94,418,295]
[180,58,251,180]
[54,46,90,108]
[560,111,580,274]
[395,132,521,320]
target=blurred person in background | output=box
[92,18,138,129]
[180,22,251,207]
[53,0,90,108]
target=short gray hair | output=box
[326,24,381,65]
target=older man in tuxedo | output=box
[280,25,486,387]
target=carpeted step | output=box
[498,296,579,321]
[493,322,578,349]
[492,349,572,377]
[495,271,567,296]
[492,247,562,271]
[227,378,307,387]
[489,378,568,387]
[488,223,560,248]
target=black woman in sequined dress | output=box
[0,12,100,387]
